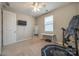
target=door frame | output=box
[0,7,3,56]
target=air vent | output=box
[2,2,10,8]
[5,2,10,6]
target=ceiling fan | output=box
[31,2,46,12]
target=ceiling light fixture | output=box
[31,2,46,12]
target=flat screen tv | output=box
[17,20,27,26]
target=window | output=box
[44,15,53,32]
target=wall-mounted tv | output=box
[17,20,27,26]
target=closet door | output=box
[3,10,16,45]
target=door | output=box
[3,10,16,45]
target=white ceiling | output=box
[5,2,71,17]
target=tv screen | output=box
[17,20,27,26]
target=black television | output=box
[17,20,27,26]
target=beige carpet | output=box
[2,37,58,56]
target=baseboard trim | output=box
[4,37,33,46]
[16,37,33,43]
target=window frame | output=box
[44,15,54,32]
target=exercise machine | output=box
[61,28,79,56]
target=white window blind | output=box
[44,15,53,32]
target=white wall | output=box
[77,3,79,14]
[37,3,77,43]
[16,13,35,41]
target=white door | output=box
[3,10,16,45]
